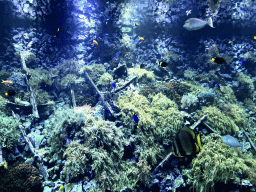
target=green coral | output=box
[0,114,20,149]
[183,134,256,192]
[47,107,85,156]
[60,74,84,89]
[236,72,255,99]
[98,73,113,86]
[118,92,184,168]
[184,69,198,81]
[196,106,239,135]
[215,85,237,104]
[28,68,54,90]
[128,68,154,83]
[219,103,248,128]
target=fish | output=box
[186,10,191,16]
[2,80,13,85]
[111,82,118,88]
[116,51,120,57]
[54,28,59,37]
[183,17,214,31]
[93,40,98,45]
[212,57,225,64]
[132,112,139,124]
[241,58,244,64]
[139,37,144,40]
[140,64,146,68]
[173,126,201,157]
[89,30,94,34]
[158,62,168,67]
[113,57,116,61]
[58,185,64,191]
[5,90,16,96]
[104,109,111,113]
[221,135,243,148]
[135,22,139,26]
[254,36,256,40]
[45,131,47,135]
[216,83,220,90]
[3,162,7,169]
[228,41,233,44]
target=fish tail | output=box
[208,17,214,28]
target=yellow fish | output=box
[2,80,13,85]
[254,36,256,40]
[45,131,47,135]
[135,22,139,26]
[93,40,98,45]
[228,41,232,44]
[4,163,7,169]
[139,37,144,40]
[89,30,93,34]
[58,185,64,191]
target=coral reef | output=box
[195,106,239,135]
[128,67,154,83]
[0,162,43,192]
[184,69,198,81]
[0,114,20,150]
[180,93,199,112]
[97,72,113,86]
[183,135,256,192]
[235,72,255,100]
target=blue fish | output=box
[241,58,244,64]
[132,112,139,124]
[111,82,116,88]
[116,51,120,57]
[105,109,111,113]
[216,83,220,90]
[113,57,116,61]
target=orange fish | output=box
[2,80,13,85]
[93,40,98,45]
[139,37,144,40]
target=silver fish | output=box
[221,135,243,148]
[183,17,214,31]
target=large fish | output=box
[183,17,214,31]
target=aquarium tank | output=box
[0,0,256,191]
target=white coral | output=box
[181,93,198,110]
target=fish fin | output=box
[196,133,201,147]
[208,17,214,28]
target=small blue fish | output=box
[116,51,120,57]
[216,83,220,90]
[241,58,244,64]
[79,118,84,121]
[113,57,116,61]
[221,135,243,148]
[132,112,139,124]
[105,109,111,113]
[111,82,116,88]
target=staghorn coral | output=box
[196,106,239,135]
[183,135,256,192]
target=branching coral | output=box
[128,68,154,83]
